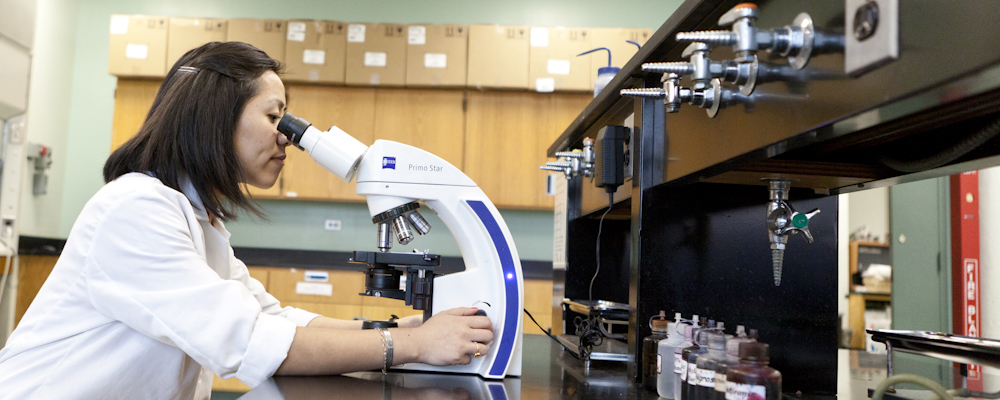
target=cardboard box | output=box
[528,27,593,92]
[227,19,287,62]
[166,18,227,69]
[467,25,529,90]
[589,28,653,80]
[405,24,468,87]
[284,20,347,84]
[108,15,168,77]
[345,23,407,86]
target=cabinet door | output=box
[283,85,376,201]
[373,88,466,169]
[111,78,160,151]
[465,91,591,209]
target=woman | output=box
[0,42,493,399]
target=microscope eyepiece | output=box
[277,112,312,145]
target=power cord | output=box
[578,192,615,359]
[523,308,579,359]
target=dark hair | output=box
[103,41,282,221]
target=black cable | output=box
[523,308,580,359]
[878,117,1000,173]
[579,192,615,359]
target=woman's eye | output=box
[269,115,280,123]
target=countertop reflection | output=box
[240,335,925,399]
[240,334,659,400]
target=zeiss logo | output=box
[382,157,396,169]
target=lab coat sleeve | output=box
[228,252,320,327]
[83,191,296,387]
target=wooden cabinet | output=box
[283,85,376,202]
[464,91,591,209]
[112,78,590,209]
[373,88,466,170]
[111,79,160,151]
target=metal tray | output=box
[867,329,1000,368]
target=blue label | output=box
[382,157,396,169]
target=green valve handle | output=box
[792,213,809,229]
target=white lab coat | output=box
[0,172,319,399]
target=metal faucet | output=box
[764,179,819,286]
[541,138,595,180]
[675,4,817,71]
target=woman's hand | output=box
[403,307,493,366]
[396,314,424,328]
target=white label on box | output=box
[424,53,447,68]
[535,77,555,93]
[303,49,326,65]
[110,15,129,35]
[287,22,307,42]
[547,59,571,75]
[285,191,298,198]
[408,25,426,45]
[364,51,387,67]
[530,27,549,47]
[303,270,329,282]
[295,282,333,296]
[348,24,366,43]
[125,44,148,60]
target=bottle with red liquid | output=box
[714,326,756,400]
[642,311,670,391]
[725,342,781,400]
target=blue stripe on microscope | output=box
[467,200,518,377]
[487,384,509,400]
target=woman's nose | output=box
[276,131,290,147]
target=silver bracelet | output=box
[376,328,393,374]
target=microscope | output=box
[277,113,523,379]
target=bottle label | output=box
[687,363,697,384]
[674,354,684,374]
[697,368,715,387]
[657,354,662,374]
[679,358,688,380]
[726,382,766,400]
[715,372,727,393]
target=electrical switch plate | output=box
[845,0,898,76]
[324,219,342,231]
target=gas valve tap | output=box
[540,137,595,180]
[764,179,819,286]
[675,3,818,85]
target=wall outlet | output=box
[324,219,342,231]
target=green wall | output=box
[28,0,680,260]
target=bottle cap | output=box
[598,66,621,76]
[736,325,747,337]
[717,322,725,332]
[739,342,770,362]
[651,310,669,332]
[749,329,759,340]
[709,333,726,350]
